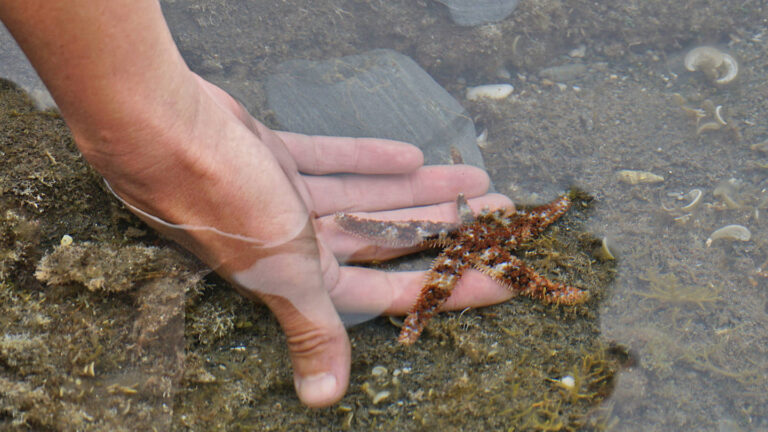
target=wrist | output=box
[78,74,310,246]
[68,68,202,177]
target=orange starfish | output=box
[335,191,588,345]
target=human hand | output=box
[74,75,518,408]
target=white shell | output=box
[714,105,727,126]
[597,236,616,260]
[683,46,738,85]
[371,366,388,377]
[706,224,751,247]
[715,53,739,85]
[60,234,74,247]
[476,128,489,148]
[679,189,704,212]
[684,46,724,72]
[372,390,391,405]
[560,375,576,390]
[466,84,514,101]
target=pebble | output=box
[466,84,514,101]
[372,390,391,405]
[539,64,587,82]
[371,366,388,377]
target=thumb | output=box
[225,225,350,408]
[262,291,350,408]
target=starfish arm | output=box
[398,250,468,344]
[456,193,475,225]
[518,194,572,234]
[473,251,587,305]
[334,213,458,247]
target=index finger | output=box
[276,131,424,175]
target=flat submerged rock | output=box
[266,49,487,171]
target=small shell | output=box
[388,315,404,328]
[337,404,353,413]
[372,390,391,405]
[476,128,489,148]
[679,189,704,212]
[371,366,388,377]
[662,189,704,213]
[559,375,576,390]
[684,46,724,73]
[617,170,664,185]
[683,46,738,85]
[106,384,138,396]
[81,361,95,377]
[696,121,723,134]
[466,84,514,101]
[594,236,616,261]
[706,224,751,247]
[60,234,73,247]
[714,105,727,126]
[715,54,739,85]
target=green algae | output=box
[633,269,722,310]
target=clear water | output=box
[2,1,767,430]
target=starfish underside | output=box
[335,192,588,345]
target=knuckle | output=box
[286,327,335,358]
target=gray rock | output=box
[266,49,487,171]
[435,0,519,26]
[0,23,55,109]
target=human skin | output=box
[0,0,514,408]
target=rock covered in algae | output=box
[35,240,205,348]
[35,241,196,292]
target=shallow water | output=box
[2,1,768,430]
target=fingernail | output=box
[296,373,338,406]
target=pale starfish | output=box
[335,192,588,345]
